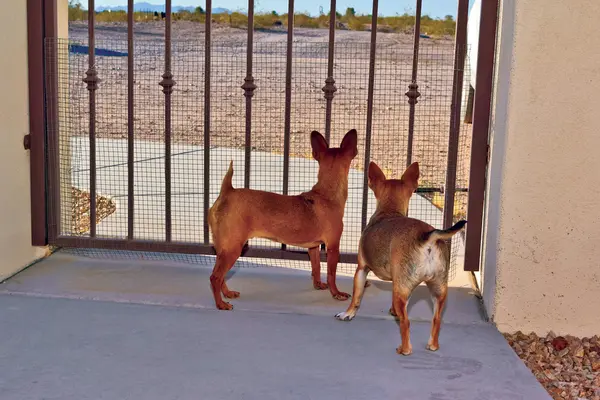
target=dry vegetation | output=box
[68,1,457,38]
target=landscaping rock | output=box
[504,332,600,400]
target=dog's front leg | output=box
[425,281,448,352]
[308,246,328,290]
[335,259,369,320]
[326,244,350,301]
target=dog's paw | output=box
[223,290,240,299]
[426,343,439,352]
[396,345,413,356]
[388,307,398,317]
[216,302,234,311]
[313,281,329,290]
[334,311,355,321]
[332,291,351,301]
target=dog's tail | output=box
[220,160,235,194]
[422,220,467,243]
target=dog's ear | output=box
[340,129,358,159]
[310,131,329,161]
[401,162,420,190]
[368,161,386,194]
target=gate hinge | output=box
[23,134,31,150]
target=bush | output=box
[386,14,415,33]
[294,13,321,29]
[68,0,86,21]
[347,17,365,31]
[96,10,127,23]
[255,13,280,29]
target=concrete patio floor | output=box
[0,252,550,399]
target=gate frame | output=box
[26,0,52,246]
[27,0,499,271]
[464,0,499,272]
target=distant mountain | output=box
[96,3,230,14]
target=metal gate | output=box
[27,0,498,271]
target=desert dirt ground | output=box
[62,21,472,233]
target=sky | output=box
[95,0,477,19]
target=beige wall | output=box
[0,0,46,280]
[58,0,72,233]
[58,0,68,39]
[0,0,69,281]
[483,0,600,336]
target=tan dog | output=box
[335,161,466,355]
[208,129,359,310]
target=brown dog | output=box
[208,129,359,310]
[335,161,466,355]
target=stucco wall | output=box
[0,0,46,280]
[0,0,68,281]
[483,0,600,336]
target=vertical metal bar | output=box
[464,86,474,124]
[159,0,175,241]
[442,0,469,230]
[360,0,379,232]
[44,0,59,243]
[203,0,212,244]
[405,0,422,167]
[281,0,294,251]
[464,0,499,272]
[27,0,48,245]
[322,0,337,142]
[319,0,337,252]
[242,0,256,189]
[127,0,134,240]
[43,0,58,69]
[83,0,99,237]
[282,0,294,197]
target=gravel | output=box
[504,331,600,400]
[72,187,117,234]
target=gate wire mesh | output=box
[50,22,472,281]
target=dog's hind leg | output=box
[220,242,250,298]
[425,281,447,351]
[210,246,242,310]
[393,286,412,356]
[221,280,240,299]
[308,246,328,290]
